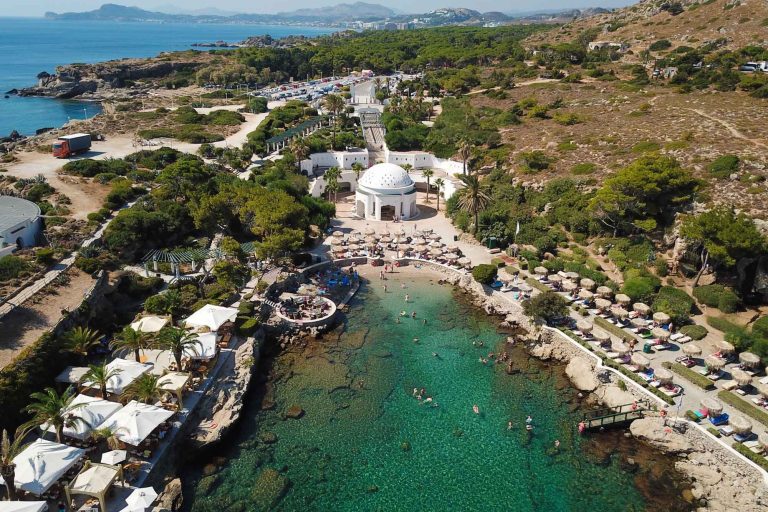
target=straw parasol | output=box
[614,343,631,355]
[564,271,579,280]
[429,233,441,240]
[397,243,410,250]
[364,236,377,244]
[576,320,593,333]
[562,281,578,292]
[595,298,612,310]
[348,243,361,251]
[655,367,673,384]
[380,236,392,244]
[651,327,670,341]
[756,382,768,398]
[414,244,428,252]
[429,240,444,248]
[447,245,459,252]
[518,283,533,293]
[630,317,647,328]
[578,289,594,300]
[731,368,753,387]
[458,257,471,267]
[729,415,752,435]
[596,286,613,298]
[700,397,723,416]
[615,294,631,305]
[549,274,562,283]
[364,226,375,235]
[738,351,761,368]
[683,343,702,356]
[579,278,596,290]
[633,303,651,315]
[593,331,610,343]
[704,355,725,370]
[612,307,629,319]
[444,253,459,261]
[332,230,344,238]
[379,229,390,237]
[760,433,768,450]
[631,353,650,369]
[534,266,548,276]
[652,312,671,324]
[429,248,442,256]
[715,339,735,354]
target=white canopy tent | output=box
[130,315,170,334]
[96,401,174,447]
[0,439,84,496]
[54,366,89,385]
[0,502,48,512]
[65,461,123,512]
[183,305,237,332]
[183,332,217,360]
[158,372,190,409]
[42,395,122,440]
[84,359,152,396]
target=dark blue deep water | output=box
[0,18,333,136]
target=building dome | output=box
[0,195,42,250]
[358,163,414,194]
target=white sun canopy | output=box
[0,439,84,496]
[130,315,170,333]
[42,394,123,440]
[0,502,48,512]
[183,305,237,332]
[183,332,217,360]
[84,359,152,396]
[96,401,174,447]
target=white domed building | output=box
[355,163,418,221]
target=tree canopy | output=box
[680,207,767,269]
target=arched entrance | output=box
[380,205,395,220]
[15,237,24,249]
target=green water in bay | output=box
[185,273,690,511]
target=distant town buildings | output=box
[588,41,629,52]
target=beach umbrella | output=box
[397,243,410,250]
[380,236,392,243]
[595,298,612,310]
[429,240,444,248]
[444,253,459,261]
[518,283,533,293]
[579,278,596,290]
[715,340,735,354]
[534,266,548,276]
[633,303,651,315]
[683,344,702,356]
[576,320,593,333]
[612,307,629,319]
[615,294,631,306]
[596,286,613,298]
[738,351,761,368]
[332,230,344,238]
[731,368,752,387]
[126,487,158,509]
[414,244,428,252]
[364,226,375,235]
[562,281,578,292]
[652,312,671,324]
[364,236,376,244]
[651,327,670,341]
[757,383,768,398]
[429,233,441,240]
[447,245,459,252]
[729,415,752,435]
[563,271,579,280]
[429,248,442,256]
[655,367,673,384]
[700,397,724,416]
[631,353,650,369]
[458,257,471,267]
[761,433,768,450]
[614,343,631,355]
[101,449,127,465]
[704,355,725,371]
[578,289,594,300]
[593,331,610,343]
[549,274,562,283]
[630,317,647,329]
[379,229,390,237]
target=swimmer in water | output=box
[401,283,406,289]
[400,310,407,317]
[473,405,480,415]
[423,318,427,325]
[413,388,418,397]
[405,294,410,302]
[526,415,533,424]
[396,317,401,324]
[413,337,419,343]
[508,421,513,430]
[411,311,417,318]
[554,440,560,449]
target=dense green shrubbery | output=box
[692,284,740,313]
[35,248,55,265]
[621,276,659,303]
[707,154,740,179]
[62,158,133,178]
[679,324,708,340]
[0,255,28,280]
[753,317,768,339]
[652,286,694,323]
[472,264,498,285]
[523,290,569,322]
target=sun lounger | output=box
[694,409,707,419]
[678,336,691,344]
[670,333,684,341]
[734,432,755,443]
[721,380,738,391]
[718,426,734,436]
[709,413,729,426]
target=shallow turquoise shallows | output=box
[187,275,688,511]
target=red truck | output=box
[52,133,91,158]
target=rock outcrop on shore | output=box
[186,332,262,448]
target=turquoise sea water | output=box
[0,18,334,136]
[184,274,691,511]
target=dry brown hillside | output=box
[526,0,768,57]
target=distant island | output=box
[44,2,610,28]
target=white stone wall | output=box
[0,217,41,251]
[301,150,369,175]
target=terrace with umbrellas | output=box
[523,266,768,457]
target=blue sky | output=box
[12,0,636,17]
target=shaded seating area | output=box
[42,395,123,442]
[0,439,85,502]
[0,502,48,512]
[96,401,174,454]
[64,461,123,512]
[83,359,152,397]
[183,304,237,333]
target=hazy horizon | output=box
[8,0,636,18]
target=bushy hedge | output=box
[732,442,768,471]
[662,361,715,390]
[679,324,708,340]
[62,158,132,177]
[621,276,659,303]
[707,155,739,179]
[692,284,740,313]
[652,286,694,323]
[718,390,768,427]
[753,316,768,339]
[0,255,28,280]
[472,264,498,285]
[237,317,260,337]
[563,261,608,285]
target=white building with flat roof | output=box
[0,196,41,257]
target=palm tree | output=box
[84,362,123,400]
[324,166,342,202]
[23,387,86,444]
[456,174,490,235]
[401,163,413,174]
[1,427,33,501]
[422,169,434,203]
[434,178,445,212]
[63,326,101,363]
[323,94,345,149]
[123,373,165,405]
[110,326,152,362]
[89,427,124,451]
[290,139,310,173]
[158,327,201,371]
[351,161,364,183]
[458,139,473,175]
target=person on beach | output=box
[383,284,387,292]
[473,404,480,415]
